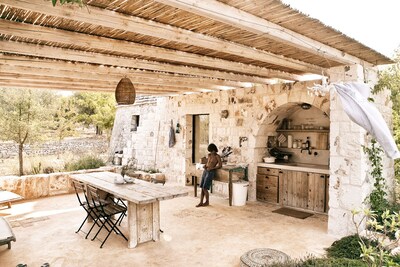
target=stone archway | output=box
[247,87,330,203]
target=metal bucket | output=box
[112,155,122,165]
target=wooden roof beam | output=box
[2,0,323,73]
[0,64,235,91]
[0,39,301,83]
[0,79,186,95]
[0,54,302,84]
[154,0,373,66]
[0,41,245,90]
[0,70,217,93]
[0,19,293,83]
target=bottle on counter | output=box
[292,139,298,149]
[287,134,293,148]
[281,118,288,130]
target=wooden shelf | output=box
[276,129,329,133]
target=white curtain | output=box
[334,82,400,159]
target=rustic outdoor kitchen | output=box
[109,65,394,237]
[0,0,396,248]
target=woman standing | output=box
[196,143,222,207]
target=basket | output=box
[115,77,136,105]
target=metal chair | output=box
[72,180,98,236]
[86,185,128,248]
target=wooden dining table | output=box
[70,171,188,248]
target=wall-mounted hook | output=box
[239,136,248,147]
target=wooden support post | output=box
[193,176,198,197]
[152,201,160,241]
[229,173,233,206]
[128,202,138,248]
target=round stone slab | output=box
[240,248,290,267]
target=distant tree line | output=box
[0,88,116,176]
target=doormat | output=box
[272,207,313,219]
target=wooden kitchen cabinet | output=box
[308,173,326,212]
[282,170,309,209]
[256,167,279,203]
[282,170,328,213]
[257,166,329,212]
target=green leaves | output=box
[50,0,85,7]
[363,139,388,212]
[72,92,116,136]
[352,208,400,267]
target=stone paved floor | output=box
[0,188,336,267]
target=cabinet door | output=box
[264,175,279,203]
[308,173,326,212]
[284,171,308,209]
[256,174,264,200]
[256,174,279,203]
[278,170,286,205]
[296,171,309,209]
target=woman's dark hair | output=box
[207,143,218,152]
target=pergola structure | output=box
[0,0,393,96]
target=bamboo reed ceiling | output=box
[0,0,393,95]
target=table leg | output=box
[229,173,232,206]
[152,201,160,241]
[193,176,198,197]
[128,202,138,248]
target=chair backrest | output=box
[72,180,87,206]
[86,185,103,210]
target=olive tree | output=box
[0,88,56,175]
[73,92,116,136]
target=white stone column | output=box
[327,64,394,236]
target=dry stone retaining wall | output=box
[0,167,115,200]
[0,138,108,159]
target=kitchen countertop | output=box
[257,162,329,174]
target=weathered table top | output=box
[0,191,23,204]
[71,172,188,205]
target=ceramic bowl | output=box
[263,157,276,163]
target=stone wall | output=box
[0,137,108,159]
[327,64,395,236]
[0,166,115,200]
[110,66,395,237]
[109,81,331,201]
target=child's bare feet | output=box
[203,202,209,206]
[196,203,203,207]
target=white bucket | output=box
[232,180,249,206]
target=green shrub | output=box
[392,253,400,265]
[43,166,55,174]
[267,256,366,267]
[64,155,105,171]
[326,234,377,260]
[299,257,367,266]
[31,162,42,175]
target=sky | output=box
[281,0,400,59]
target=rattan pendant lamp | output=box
[115,77,136,105]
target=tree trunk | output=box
[96,125,103,135]
[19,142,24,176]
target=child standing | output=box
[196,143,222,207]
